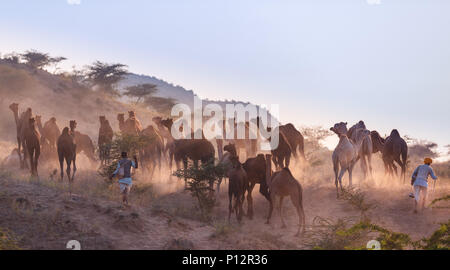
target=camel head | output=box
[99,115,106,123]
[9,103,19,113]
[117,113,125,122]
[330,122,348,136]
[128,111,136,118]
[50,117,56,123]
[224,143,237,155]
[69,120,77,131]
[26,107,32,115]
[152,116,162,125]
[161,118,173,130]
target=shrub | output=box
[98,133,154,184]
[173,161,226,221]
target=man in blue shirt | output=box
[411,157,438,213]
[110,152,138,206]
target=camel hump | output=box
[282,167,294,178]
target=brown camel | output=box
[330,122,362,198]
[24,117,41,177]
[152,116,177,162]
[140,125,164,178]
[43,117,61,150]
[35,115,55,163]
[227,155,247,223]
[382,129,408,181]
[347,121,373,179]
[70,120,96,163]
[242,154,271,219]
[279,123,306,161]
[217,143,238,198]
[265,154,305,236]
[57,126,77,184]
[98,116,114,165]
[371,129,408,181]
[9,103,32,169]
[227,118,258,160]
[117,113,126,134]
[265,125,293,169]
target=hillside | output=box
[0,61,164,144]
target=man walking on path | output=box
[110,152,138,206]
[411,157,438,213]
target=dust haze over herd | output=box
[0,1,449,251]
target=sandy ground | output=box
[0,155,448,250]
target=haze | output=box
[1,0,449,156]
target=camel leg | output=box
[367,153,373,179]
[34,147,40,178]
[290,193,305,236]
[228,188,233,223]
[65,158,71,185]
[17,137,23,169]
[266,192,275,224]
[333,160,339,198]
[59,154,64,182]
[72,155,77,182]
[279,196,286,228]
[360,154,368,180]
[247,182,256,219]
[393,157,404,182]
[338,166,347,192]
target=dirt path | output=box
[0,167,448,250]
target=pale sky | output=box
[1,0,449,156]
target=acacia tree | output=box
[21,50,66,70]
[85,61,128,96]
[123,83,158,104]
[143,96,176,114]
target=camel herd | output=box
[7,102,409,234]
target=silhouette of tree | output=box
[123,83,158,104]
[21,50,66,71]
[85,61,128,96]
[144,96,176,114]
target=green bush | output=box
[173,161,226,221]
[98,133,154,184]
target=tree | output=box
[123,83,158,104]
[49,56,67,74]
[85,61,128,96]
[143,96,176,114]
[21,50,66,71]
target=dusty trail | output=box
[0,157,448,250]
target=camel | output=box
[228,119,258,160]
[347,121,373,179]
[152,116,174,159]
[217,143,238,198]
[24,117,41,177]
[265,154,305,236]
[371,129,408,181]
[140,125,164,178]
[9,103,32,169]
[382,129,408,181]
[57,126,77,184]
[279,123,306,161]
[117,111,143,136]
[117,113,126,134]
[330,122,367,198]
[98,116,114,165]
[69,120,96,163]
[270,126,293,169]
[227,155,247,223]
[242,154,271,219]
[35,115,55,163]
[370,130,385,154]
[42,117,61,150]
